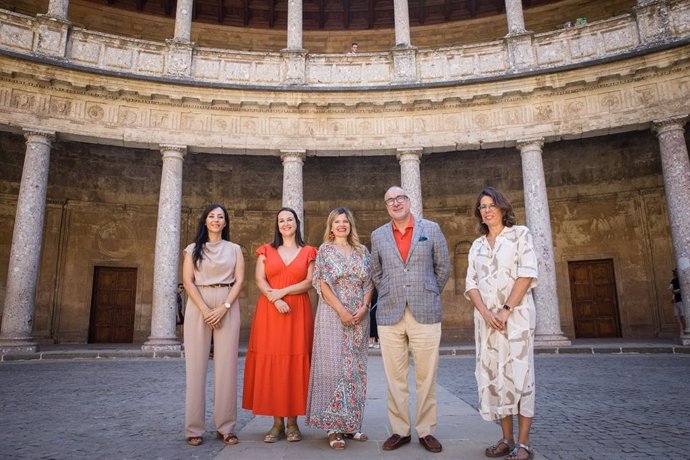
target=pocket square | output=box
[418,236,428,242]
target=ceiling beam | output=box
[418,0,426,25]
[367,0,375,29]
[268,0,275,28]
[162,0,172,16]
[319,0,326,29]
[343,0,351,29]
[493,0,505,13]
[217,0,225,23]
[242,0,250,25]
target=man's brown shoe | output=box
[419,435,443,453]
[382,434,411,451]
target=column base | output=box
[680,334,690,346]
[0,338,39,354]
[141,337,182,353]
[534,333,571,348]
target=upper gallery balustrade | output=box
[0,0,687,89]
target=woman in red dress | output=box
[242,207,317,443]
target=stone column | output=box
[0,130,55,354]
[281,149,306,231]
[397,147,423,218]
[653,116,690,344]
[505,0,527,35]
[46,0,69,19]
[173,0,194,43]
[142,145,186,353]
[166,0,194,77]
[393,0,411,47]
[518,139,571,347]
[286,0,303,51]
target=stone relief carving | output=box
[97,220,135,259]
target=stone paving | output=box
[0,352,689,459]
[437,354,690,460]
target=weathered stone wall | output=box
[1,128,686,343]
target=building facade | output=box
[0,0,689,352]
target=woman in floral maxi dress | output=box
[465,187,539,460]
[306,207,373,450]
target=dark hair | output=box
[270,207,305,248]
[473,187,516,235]
[192,204,230,267]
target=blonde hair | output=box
[322,207,365,252]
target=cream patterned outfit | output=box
[465,225,538,421]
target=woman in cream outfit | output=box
[465,187,538,460]
[182,204,245,447]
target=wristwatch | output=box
[502,304,513,312]
[224,302,232,309]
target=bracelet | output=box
[502,304,513,312]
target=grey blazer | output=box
[371,217,450,325]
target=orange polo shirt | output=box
[392,215,415,263]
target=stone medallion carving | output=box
[97,220,135,259]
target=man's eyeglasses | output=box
[384,195,409,207]
[478,203,498,212]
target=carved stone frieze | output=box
[0,49,689,155]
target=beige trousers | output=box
[377,307,442,438]
[184,286,240,437]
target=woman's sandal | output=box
[327,431,346,450]
[216,431,239,445]
[485,438,514,457]
[185,436,203,447]
[286,425,302,442]
[263,426,285,443]
[344,432,368,441]
[506,443,534,460]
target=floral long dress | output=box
[464,225,539,421]
[306,243,373,433]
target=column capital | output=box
[159,144,187,160]
[653,116,687,136]
[516,138,544,151]
[280,149,306,163]
[23,129,56,142]
[396,147,423,160]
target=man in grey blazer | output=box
[370,186,450,453]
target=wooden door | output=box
[89,267,137,343]
[568,259,621,338]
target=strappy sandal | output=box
[185,436,203,446]
[263,426,285,443]
[506,443,534,460]
[286,425,302,442]
[485,438,514,457]
[216,431,238,445]
[328,431,346,450]
[344,432,368,441]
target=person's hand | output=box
[497,308,510,326]
[481,309,504,330]
[338,309,354,326]
[266,288,286,303]
[274,299,291,314]
[207,307,227,329]
[352,306,368,324]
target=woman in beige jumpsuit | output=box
[182,204,245,447]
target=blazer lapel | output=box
[384,221,404,264]
[406,218,422,265]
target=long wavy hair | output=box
[192,203,230,267]
[323,207,365,252]
[270,207,305,248]
[473,187,516,235]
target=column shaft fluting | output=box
[173,0,194,42]
[286,0,303,50]
[505,0,527,35]
[518,139,570,347]
[393,0,411,47]
[397,148,423,218]
[143,145,186,352]
[0,130,55,352]
[46,0,69,19]
[653,117,690,342]
[281,150,306,229]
